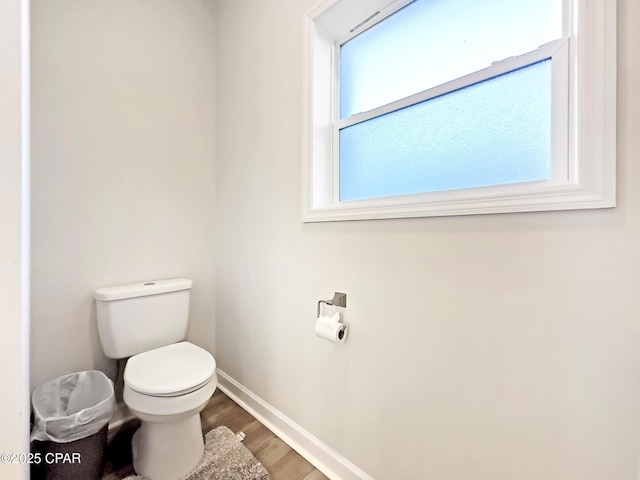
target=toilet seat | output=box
[125,341,216,397]
[124,374,217,418]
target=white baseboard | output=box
[216,369,375,480]
[108,401,135,431]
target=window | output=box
[303,0,616,221]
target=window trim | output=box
[302,0,616,222]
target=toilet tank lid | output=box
[94,278,192,301]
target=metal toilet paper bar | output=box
[317,292,347,317]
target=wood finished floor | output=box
[102,390,329,480]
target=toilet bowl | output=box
[94,279,217,480]
[123,341,217,480]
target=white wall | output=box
[214,1,640,479]
[0,0,29,478]
[30,0,217,389]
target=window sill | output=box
[302,179,615,222]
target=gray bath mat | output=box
[124,426,270,480]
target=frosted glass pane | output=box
[340,0,561,118]
[339,60,552,202]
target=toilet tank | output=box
[94,278,192,359]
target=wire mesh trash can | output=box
[30,370,116,480]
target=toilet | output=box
[94,278,216,480]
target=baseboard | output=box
[216,369,375,480]
[108,401,135,432]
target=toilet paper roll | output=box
[315,315,348,343]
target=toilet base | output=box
[131,413,204,480]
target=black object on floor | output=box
[31,424,108,480]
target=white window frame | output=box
[302,0,616,222]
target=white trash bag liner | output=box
[31,370,116,443]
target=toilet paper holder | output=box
[317,292,347,317]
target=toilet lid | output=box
[125,342,216,397]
